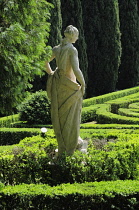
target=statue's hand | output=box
[49,71,54,76]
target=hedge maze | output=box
[82,86,139,124]
[0,86,139,209]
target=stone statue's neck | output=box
[61,38,72,46]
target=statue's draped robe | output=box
[47,43,83,155]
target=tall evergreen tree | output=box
[117,0,139,89]
[31,0,62,92]
[0,0,51,114]
[82,0,121,97]
[47,0,62,47]
[61,0,88,86]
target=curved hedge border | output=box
[81,104,101,123]
[82,87,139,124]
[129,109,139,113]
[0,180,139,209]
[96,105,139,124]
[83,86,139,107]
[118,108,139,118]
[129,103,139,109]
[105,93,139,113]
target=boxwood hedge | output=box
[0,180,139,209]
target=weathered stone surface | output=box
[46,25,85,156]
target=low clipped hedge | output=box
[0,180,139,209]
[81,104,100,123]
[0,114,19,128]
[80,128,139,140]
[11,121,53,128]
[129,109,139,113]
[0,128,40,145]
[80,123,139,129]
[129,102,139,109]
[83,86,139,107]
[1,132,139,185]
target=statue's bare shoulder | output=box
[69,44,78,55]
[52,45,61,56]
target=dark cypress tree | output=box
[117,0,139,89]
[82,0,121,97]
[47,0,62,70]
[61,0,88,86]
[31,0,62,92]
[47,0,62,47]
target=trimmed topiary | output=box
[18,91,51,125]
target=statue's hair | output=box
[64,25,79,38]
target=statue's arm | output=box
[70,48,85,95]
[45,52,55,75]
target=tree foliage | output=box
[31,0,62,92]
[82,0,121,97]
[117,0,139,89]
[47,0,62,47]
[0,0,52,114]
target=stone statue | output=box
[45,25,85,156]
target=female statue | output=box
[46,25,85,156]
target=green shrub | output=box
[18,91,51,125]
[0,180,139,209]
[65,138,139,182]
[0,134,57,185]
[1,132,139,185]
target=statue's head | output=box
[64,25,79,43]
